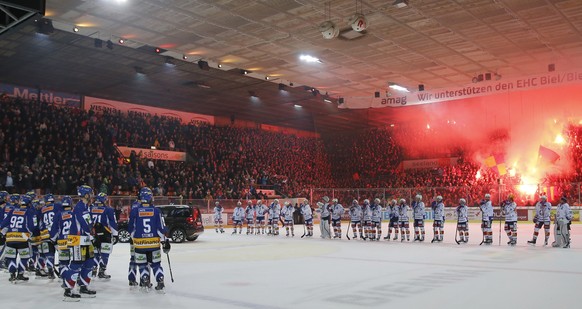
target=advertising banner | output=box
[117,146,187,162]
[85,96,214,125]
[0,82,81,108]
[340,70,582,109]
[402,157,459,170]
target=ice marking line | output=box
[324,256,582,275]
[170,291,286,309]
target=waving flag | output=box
[484,154,507,176]
[538,145,560,164]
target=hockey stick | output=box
[346,222,351,240]
[498,212,502,246]
[301,222,307,238]
[166,253,174,283]
[454,221,460,245]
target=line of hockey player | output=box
[210,193,573,248]
[0,186,171,301]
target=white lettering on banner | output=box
[402,157,459,170]
[84,96,214,125]
[117,146,187,162]
[1,83,81,108]
[339,70,582,109]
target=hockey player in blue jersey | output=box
[0,192,35,282]
[128,187,170,292]
[299,199,314,237]
[245,200,256,235]
[432,196,445,243]
[528,195,551,246]
[456,199,469,243]
[50,196,78,300]
[91,193,118,279]
[62,185,97,298]
[1,194,19,270]
[128,196,142,287]
[0,191,9,269]
[40,193,62,279]
[232,201,245,235]
[385,199,399,241]
[281,201,295,237]
[255,200,268,235]
[412,194,426,242]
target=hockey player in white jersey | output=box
[370,198,383,241]
[348,200,363,239]
[502,194,517,246]
[553,196,572,248]
[255,200,268,235]
[245,200,255,235]
[398,199,410,242]
[385,200,399,241]
[271,200,282,236]
[411,194,426,242]
[528,195,551,246]
[281,202,295,237]
[431,196,445,243]
[362,199,372,240]
[300,199,314,237]
[213,201,225,233]
[232,202,245,235]
[330,199,345,239]
[456,199,469,243]
[317,197,332,239]
[478,194,494,244]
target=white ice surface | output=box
[1,222,581,309]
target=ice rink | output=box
[1,222,581,309]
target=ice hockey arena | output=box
[1,0,582,308]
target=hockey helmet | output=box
[44,193,55,203]
[274,199,280,204]
[415,194,422,201]
[484,193,491,200]
[139,187,153,204]
[363,199,370,205]
[77,185,94,198]
[316,202,324,207]
[20,193,33,206]
[459,198,466,205]
[507,194,514,200]
[560,196,567,202]
[352,199,359,205]
[332,198,338,204]
[237,201,242,206]
[540,195,547,201]
[374,198,381,204]
[399,198,406,204]
[0,190,8,201]
[61,196,73,208]
[95,192,108,204]
[322,196,330,203]
[10,194,20,204]
[436,196,443,202]
[284,201,290,206]
[247,200,252,204]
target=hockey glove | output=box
[162,240,171,254]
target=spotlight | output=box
[294,104,302,108]
[323,97,332,103]
[278,83,286,91]
[73,26,79,32]
[311,89,319,96]
[106,40,114,50]
[548,64,555,72]
[393,0,409,8]
[418,84,425,91]
[241,69,249,75]
[118,38,125,44]
[36,18,55,35]
[217,64,222,68]
[182,55,188,60]
[265,76,270,80]
[198,60,210,71]
[155,47,161,53]
[165,56,175,66]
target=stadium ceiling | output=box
[2,0,582,134]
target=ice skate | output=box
[527,239,536,246]
[155,282,165,294]
[63,288,81,302]
[35,268,49,279]
[79,285,97,298]
[47,269,56,280]
[9,273,16,283]
[98,269,111,280]
[16,273,29,282]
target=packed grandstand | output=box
[1,95,580,207]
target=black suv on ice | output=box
[117,204,204,243]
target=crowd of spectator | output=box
[1,96,581,205]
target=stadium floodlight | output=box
[299,54,322,63]
[388,83,410,92]
[393,0,409,8]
